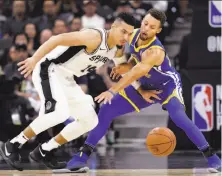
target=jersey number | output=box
[81,65,97,73]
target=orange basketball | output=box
[146,127,176,157]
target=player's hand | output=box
[95,91,114,104]
[110,64,130,80]
[138,89,162,103]
[110,66,122,80]
[17,57,37,78]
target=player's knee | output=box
[30,109,68,135]
[165,98,188,127]
[85,113,98,132]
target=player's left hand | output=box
[95,91,114,104]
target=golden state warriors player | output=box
[54,9,221,173]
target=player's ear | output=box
[157,28,162,34]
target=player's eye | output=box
[122,30,126,34]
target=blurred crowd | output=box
[0,0,188,147]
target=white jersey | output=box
[44,28,117,77]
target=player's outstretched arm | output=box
[109,47,165,94]
[95,48,165,104]
[17,29,101,78]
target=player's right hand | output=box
[17,57,36,78]
[138,89,162,103]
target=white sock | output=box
[10,132,29,145]
[41,138,60,151]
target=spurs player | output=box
[0,13,136,171]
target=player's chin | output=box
[140,35,148,41]
[118,42,126,47]
[116,44,124,49]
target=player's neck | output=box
[107,31,116,49]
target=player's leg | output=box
[54,86,152,173]
[164,97,221,173]
[28,68,98,169]
[29,99,98,169]
[0,63,70,170]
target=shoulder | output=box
[142,47,165,65]
[79,28,102,44]
[78,28,104,50]
[144,47,165,58]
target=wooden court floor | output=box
[0,169,220,176]
[0,145,220,176]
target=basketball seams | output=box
[153,141,173,156]
[147,141,171,146]
[163,128,176,151]
[148,133,172,142]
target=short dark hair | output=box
[54,19,67,27]
[13,32,29,44]
[147,8,167,28]
[116,12,136,27]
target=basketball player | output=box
[54,9,221,173]
[0,13,142,171]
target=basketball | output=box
[146,127,176,157]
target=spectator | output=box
[70,17,82,32]
[3,44,27,82]
[94,0,114,20]
[114,1,133,15]
[0,0,10,17]
[8,45,18,63]
[82,0,105,28]
[40,29,53,45]
[0,45,17,69]
[13,32,29,46]
[0,0,6,39]
[24,23,40,55]
[104,15,114,30]
[56,0,83,24]
[0,84,37,141]
[3,0,29,38]
[114,1,140,27]
[177,0,189,23]
[26,0,44,18]
[97,0,119,11]
[33,0,57,31]
[4,33,29,81]
[52,19,68,35]
[144,1,168,12]
[129,0,152,22]
[18,74,41,112]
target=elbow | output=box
[49,35,62,46]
